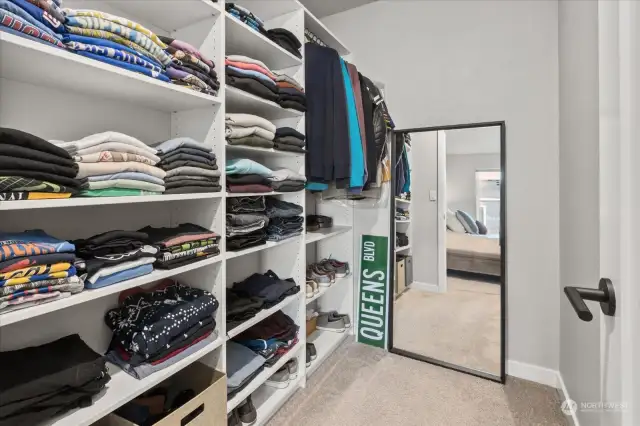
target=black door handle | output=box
[564,278,616,322]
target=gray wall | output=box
[411,131,439,286]
[323,0,560,371]
[446,154,500,215]
[559,1,601,424]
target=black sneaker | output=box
[228,409,241,426]
[307,342,317,361]
[237,396,257,425]
[306,348,312,367]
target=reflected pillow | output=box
[456,210,479,234]
[476,220,488,235]
[446,211,466,233]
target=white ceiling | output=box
[301,0,378,18]
[445,127,501,155]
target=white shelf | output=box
[48,336,225,426]
[226,191,303,197]
[234,0,301,21]
[395,245,411,252]
[395,219,411,224]
[226,144,305,157]
[0,255,224,328]
[0,193,223,211]
[227,343,303,412]
[0,32,221,112]
[306,329,349,377]
[251,375,302,425]
[226,235,302,259]
[101,0,222,32]
[226,293,300,340]
[225,12,302,70]
[395,198,411,205]
[299,1,351,56]
[226,86,304,120]
[305,226,352,244]
[306,276,350,305]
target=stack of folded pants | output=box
[0,334,110,426]
[267,168,306,192]
[160,35,219,95]
[152,137,221,194]
[232,310,299,367]
[267,28,302,58]
[226,159,274,193]
[227,341,265,399]
[225,55,279,103]
[273,127,306,153]
[73,230,157,290]
[55,131,166,197]
[225,3,265,34]
[227,208,269,239]
[277,86,306,112]
[226,288,265,330]
[266,216,304,242]
[265,196,303,219]
[105,279,219,380]
[0,230,82,314]
[0,128,86,201]
[62,9,172,82]
[140,223,221,269]
[0,0,65,49]
[231,270,300,308]
[226,196,268,251]
[225,113,276,149]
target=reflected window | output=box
[475,170,501,235]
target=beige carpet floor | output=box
[393,277,501,375]
[267,341,568,426]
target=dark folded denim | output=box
[268,216,304,229]
[227,196,266,213]
[266,231,302,242]
[265,197,303,218]
[227,213,269,226]
[227,230,267,251]
[227,220,268,237]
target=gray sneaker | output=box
[286,358,298,379]
[320,259,350,278]
[316,312,346,333]
[322,311,352,328]
[265,366,290,389]
[307,266,331,287]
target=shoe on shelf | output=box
[307,266,332,287]
[228,409,241,426]
[306,282,314,299]
[319,259,350,278]
[237,396,257,426]
[312,263,335,284]
[322,311,352,328]
[307,342,317,360]
[309,279,319,294]
[286,358,298,380]
[316,313,346,333]
[265,366,290,389]
[307,215,333,229]
[306,348,312,367]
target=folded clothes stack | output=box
[232,270,300,310]
[227,206,269,239]
[105,279,219,380]
[55,131,165,197]
[62,9,173,82]
[0,0,65,49]
[226,159,274,193]
[266,168,306,192]
[225,2,266,34]
[273,127,306,153]
[0,334,110,425]
[73,230,156,290]
[226,288,264,329]
[265,196,303,242]
[233,310,299,367]
[226,196,268,251]
[277,86,306,112]
[227,341,265,399]
[267,28,302,59]
[225,113,276,149]
[0,230,82,315]
[159,35,220,96]
[152,137,221,194]
[226,55,279,103]
[140,223,221,269]
[0,128,86,201]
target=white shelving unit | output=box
[0,1,358,425]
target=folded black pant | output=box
[277,100,306,112]
[274,143,305,153]
[227,230,267,251]
[226,75,278,102]
[227,196,266,213]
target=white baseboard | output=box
[556,371,580,426]
[411,281,441,293]
[507,360,560,388]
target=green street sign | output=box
[356,235,390,349]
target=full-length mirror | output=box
[390,122,505,381]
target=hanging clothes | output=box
[346,63,368,185]
[339,58,365,192]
